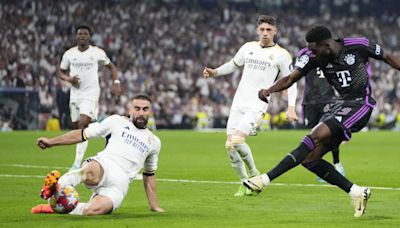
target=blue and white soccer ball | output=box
[49,185,79,214]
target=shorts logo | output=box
[338,107,352,115]
[344,54,355,65]
[335,116,342,122]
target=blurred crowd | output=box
[1,0,400,130]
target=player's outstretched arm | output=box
[203,67,217,78]
[143,174,165,213]
[37,129,85,149]
[106,62,121,97]
[259,70,303,103]
[383,53,400,70]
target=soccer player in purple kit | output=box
[302,67,345,182]
[243,25,400,217]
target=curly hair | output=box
[306,25,332,43]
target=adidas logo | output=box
[326,63,333,68]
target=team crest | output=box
[344,54,355,65]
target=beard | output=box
[132,116,148,129]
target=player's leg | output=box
[69,195,113,215]
[331,145,346,176]
[243,121,332,191]
[233,111,263,177]
[225,109,250,196]
[303,104,373,217]
[70,99,97,170]
[71,158,128,215]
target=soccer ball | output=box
[49,185,79,214]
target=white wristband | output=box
[113,80,120,84]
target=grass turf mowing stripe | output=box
[1,172,400,191]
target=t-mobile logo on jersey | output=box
[336,70,351,87]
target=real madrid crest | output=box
[344,54,355,65]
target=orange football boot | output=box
[40,170,61,200]
[31,204,54,214]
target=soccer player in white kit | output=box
[203,15,298,196]
[31,94,164,215]
[57,25,121,170]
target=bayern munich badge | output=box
[344,54,355,65]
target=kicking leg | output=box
[243,122,331,191]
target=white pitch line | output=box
[3,164,400,191]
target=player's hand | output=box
[203,67,217,79]
[113,83,121,97]
[286,106,298,123]
[37,137,52,149]
[69,75,80,88]
[150,207,165,213]
[258,89,270,103]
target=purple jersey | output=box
[295,38,384,107]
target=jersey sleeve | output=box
[362,40,385,60]
[232,43,247,67]
[97,49,111,65]
[59,51,70,70]
[143,136,161,174]
[84,115,120,139]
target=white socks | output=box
[235,143,258,176]
[58,168,85,189]
[73,141,88,167]
[349,184,363,199]
[227,149,248,181]
[69,203,87,215]
[260,174,270,186]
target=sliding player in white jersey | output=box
[57,25,121,170]
[32,94,164,215]
[203,15,298,196]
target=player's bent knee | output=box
[225,140,233,149]
[302,151,321,164]
[231,135,245,146]
[82,161,103,186]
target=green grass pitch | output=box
[0,130,399,227]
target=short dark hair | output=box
[75,25,92,35]
[306,25,332,43]
[257,15,276,27]
[132,94,152,103]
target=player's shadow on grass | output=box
[359,215,395,221]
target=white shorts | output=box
[84,156,130,211]
[226,104,267,135]
[70,98,98,122]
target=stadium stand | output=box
[1,0,399,129]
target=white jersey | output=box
[60,45,111,100]
[232,42,293,109]
[83,115,161,181]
